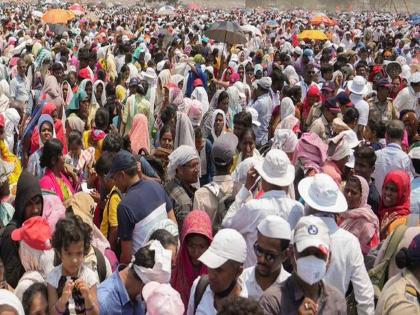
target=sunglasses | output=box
[253,243,281,263]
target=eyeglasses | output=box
[253,243,281,263]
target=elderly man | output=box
[250,76,273,146]
[165,145,200,229]
[260,215,346,314]
[9,58,31,122]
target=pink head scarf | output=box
[129,113,150,154]
[292,132,327,173]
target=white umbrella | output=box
[158,5,175,16]
[32,10,43,18]
[241,24,262,36]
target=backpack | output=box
[194,275,209,314]
[202,183,235,233]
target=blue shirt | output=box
[98,267,144,315]
[251,93,273,146]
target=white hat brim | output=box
[254,161,295,187]
[347,81,368,95]
[298,177,347,213]
[198,248,228,269]
[295,238,328,253]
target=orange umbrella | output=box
[42,9,75,24]
[310,15,336,26]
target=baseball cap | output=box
[256,76,272,90]
[11,216,52,250]
[254,149,295,187]
[323,97,341,114]
[107,150,137,178]
[303,48,313,58]
[193,78,203,87]
[78,68,92,80]
[293,215,330,255]
[129,77,141,87]
[298,173,348,213]
[142,282,184,315]
[211,132,238,167]
[246,107,261,127]
[376,78,391,89]
[258,215,291,240]
[336,91,353,107]
[198,228,247,269]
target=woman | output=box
[171,210,213,308]
[65,114,85,134]
[4,108,20,153]
[93,80,106,107]
[66,90,90,127]
[390,76,403,99]
[300,85,321,127]
[292,132,328,176]
[79,79,98,127]
[237,128,260,163]
[0,79,9,112]
[340,175,380,255]
[208,109,227,144]
[202,90,229,138]
[27,114,55,178]
[39,139,75,202]
[129,113,150,154]
[379,170,411,240]
[0,171,44,288]
[61,80,74,109]
[401,110,420,148]
[30,103,67,155]
[41,63,64,119]
[65,131,94,184]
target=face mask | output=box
[296,255,327,285]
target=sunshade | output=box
[42,9,74,24]
[158,5,175,16]
[297,30,328,41]
[205,21,247,45]
[310,15,336,26]
[69,4,85,16]
[241,24,262,36]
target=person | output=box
[148,229,179,269]
[194,126,214,186]
[186,228,248,315]
[368,78,397,122]
[0,171,43,288]
[108,150,175,264]
[171,210,213,307]
[309,97,341,141]
[340,175,380,255]
[165,145,199,229]
[22,282,49,315]
[9,58,31,121]
[321,138,351,185]
[298,173,375,315]
[379,170,412,240]
[129,113,150,155]
[0,160,15,228]
[348,76,369,138]
[259,215,347,314]
[375,233,420,315]
[0,289,25,315]
[39,139,75,202]
[394,72,420,116]
[216,297,264,315]
[65,131,94,184]
[237,128,260,164]
[401,110,420,148]
[241,215,291,301]
[47,215,99,315]
[41,63,65,119]
[409,147,420,215]
[201,91,229,139]
[372,120,413,194]
[250,77,273,146]
[97,240,173,315]
[363,118,386,151]
[223,149,303,267]
[208,109,227,144]
[193,133,237,224]
[142,281,185,315]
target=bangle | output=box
[55,303,65,315]
[85,305,94,313]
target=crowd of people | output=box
[0,2,419,315]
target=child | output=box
[65,131,94,184]
[47,215,99,315]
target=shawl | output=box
[171,210,213,308]
[41,75,64,112]
[191,86,209,113]
[39,169,75,202]
[280,97,295,120]
[340,175,380,255]
[129,113,150,154]
[302,85,321,120]
[66,115,85,134]
[292,132,328,173]
[379,170,411,238]
[174,111,195,149]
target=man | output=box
[354,145,380,215]
[223,149,304,267]
[368,78,398,122]
[9,58,31,124]
[193,133,237,224]
[298,173,375,315]
[186,228,247,315]
[309,97,341,141]
[394,72,420,116]
[259,215,347,314]
[296,64,317,103]
[348,75,369,139]
[294,48,314,77]
[98,240,172,315]
[109,150,176,264]
[241,215,291,301]
[164,144,199,226]
[251,76,273,146]
[372,120,413,195]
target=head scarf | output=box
[167,145,199,180]
[67,90,89,113]
[211,109,227,141]
[171,210,213,307]
[279,115,300,133]
[116,85,127,102]
[379,170,411,229]
[292,132,328,173]
[42,191,66,232]
[340,175,379,255]
[4,108,20,151]
[272,129,298,153]
[174,111,196,149]
[0,80,9,112]
[92,80,106,106]
[18,239,54,276]
[66,115,85,134]
[280,97,295,120]
[0,289,24,315]
[36,114,56,147]
[62,81,74,106]
[129,114,150,154]
[330,139,351,161]
[302,85,321,119]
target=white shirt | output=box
[394,86,419,117]
[320,216,375,315]
[350,94,369,126]
[372,143,413,195]
[222,186,304,267]
[186,277,248,315]
[240,266,290,301]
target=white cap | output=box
[294,46,303,56]
[330,130,360,149]
[246,107,261,127]
[409,147,420,160]
[258,215,291,240]
[410,72,420,84]
[298,173,348,213]
[256,76,272,90]
[254,149,295,187]
[198,228,247,268]
[293,215,330,255]
[348,76,368,96]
